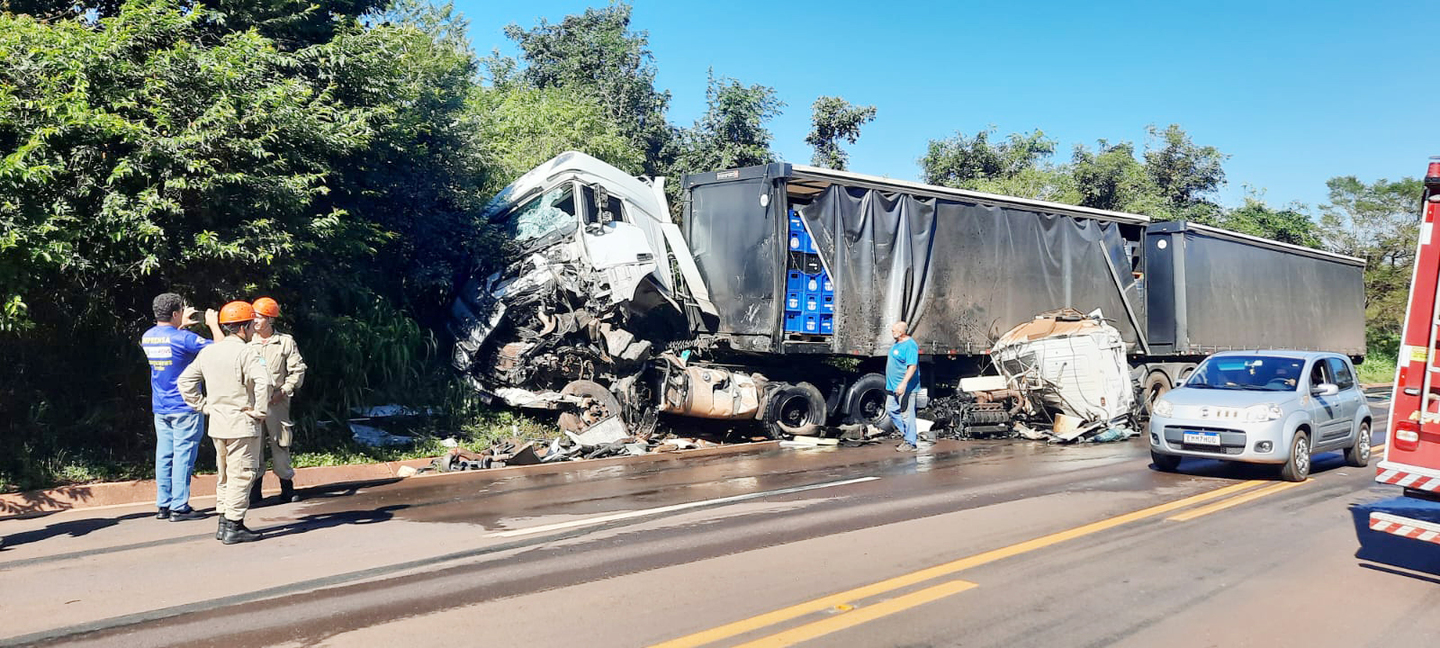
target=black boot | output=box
[279,478,298,503]
[220,518,261,544]
[216,517,225,541]
[249,478,264,507]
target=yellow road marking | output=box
[732,580,979,648]
[1166,480,1308,522]
[650,479,1266,648]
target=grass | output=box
[1357,350,1397,386]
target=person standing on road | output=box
[248,297,307,506]
[141,293,224,522]
[179,301,271,544]
[887,321,922,452]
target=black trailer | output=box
[683,163,1367,420]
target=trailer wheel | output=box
[1143,372,1172,416]
[764,382,827,439]
[843,373,894,432]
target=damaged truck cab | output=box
[448,152,787,435]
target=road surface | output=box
[2,401,1436,647]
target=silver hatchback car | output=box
[1149,351,1372,481]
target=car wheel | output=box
[1344,421,1372,467]
[1280,431,1311,482]
[1151,450,1182,472]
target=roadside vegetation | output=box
[0,0,1421,491]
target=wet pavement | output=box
[2,404,1436,647]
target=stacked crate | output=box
[784,211,834,336]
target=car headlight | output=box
[1243,403,1283,422]
[1152,399,1174,417]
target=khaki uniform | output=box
[248,331,306,480]
[178,336,270,522]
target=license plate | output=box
[1183,431,1221,446]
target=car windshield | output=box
[495,186,577,245]
[1185,356,1305,392]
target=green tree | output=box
[677,70,783,172]
[472,85,644,190]
[1318,175,1424,356]
[920,128,1056,189]
[1142,124,1227,220]
[1070,125,1226,221]
[806,96,875,170]
[501,2,673,175]
[1214,191,1320,247]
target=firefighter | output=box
[178,301,270,544]
[248,296,307,505]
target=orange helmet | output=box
[252,297,280,318]
[218,301,256,324]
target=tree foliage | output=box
[805,96,875,170]
[500,2,672,175]
[1318,176,1424,355]
[677,70,783,173]
[472,85,644,189]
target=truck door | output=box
[578,184,659,305]
[1306,359,1345,443]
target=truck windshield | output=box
[1185,356,1305,392]
[497,186,577,244]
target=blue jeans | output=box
[154,410,205,510]
[886,390,917,446]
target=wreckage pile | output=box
[934,309,1140,443]
[431,426,727,472]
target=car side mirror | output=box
[1312,383,1339,397]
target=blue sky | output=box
[455,0,1434,210]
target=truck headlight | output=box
[1243,403,1283,422]
[1152,399,1173,418]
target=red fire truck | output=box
[1374,156,1440,544]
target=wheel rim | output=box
[856,388,886,424]
[1295,438,1310,476]
[1359,426,1371,461]
[777,393,812,428]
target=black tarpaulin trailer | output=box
[1144,221,1366,358]
[683,163,1151,360]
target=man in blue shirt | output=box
[886,321,921,452]
[141,293,221,521]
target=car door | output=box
[1306,359,1345,444]
[1325,356,1363,444]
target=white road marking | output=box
[485,476,881,538]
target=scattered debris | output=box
[780,435,840,448]
[350,423,414,447]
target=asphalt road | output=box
[2,402,1437,648]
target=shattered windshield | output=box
[497,186,577,244]
[1185,356,1304,392]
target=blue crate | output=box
[820,314,834,334]
[803,291,821,313]
[803,313,820,334]
[786,270,804,292]
[804,273,822,293]
[821,294,834,313]
[803,232,818,254]
[787,229,807,252]
[784,310,803,333]
[788,213,805,233]
[785,291,801,311]
[821,272,834,294]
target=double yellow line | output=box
[657,446,1387,648]
[655,479,1275,648]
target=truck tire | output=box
[1344,421,1372,467]
[843,373,894,432]
[1280,431,1311,482]
[1143,372,1171,416]
[764,382,827,439]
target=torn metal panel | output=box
[991,309,1137,437]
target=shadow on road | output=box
[0,511,155,551]
[1150,451,1358,481]
[257,505,408,540]
[1350,498,1440,578]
